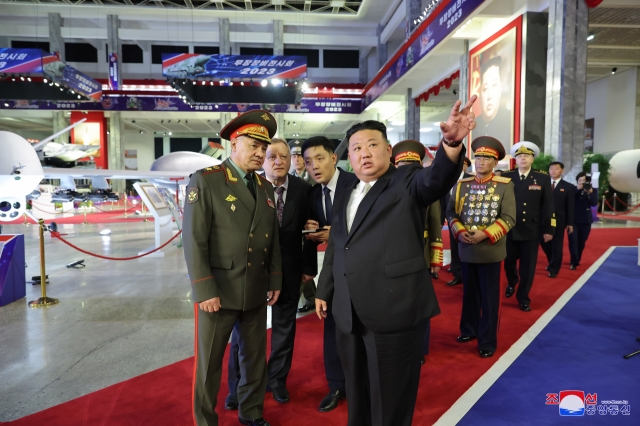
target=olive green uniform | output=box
[424,201,444,268]
[183,158,282,425]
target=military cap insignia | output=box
[187,188,199,204]
[225,195,237,202]
[261,113,270,121]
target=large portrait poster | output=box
[469,17,522,154]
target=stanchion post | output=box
[28,219,59,308]
[82,204,89,225]
[142,202,149,222]
[601,195,606,223]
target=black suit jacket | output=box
[502,169,555,240]
[277,175,317,301]
[317,145,464,334]
[308,168,358,228]
[552,179,575,229]
[573,187,598,224]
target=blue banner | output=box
[0,48,43,74]
[42,58,103,100]
[108,53,119,91]
[364,0,485,106]
[162,54,307,80]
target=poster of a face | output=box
[469,26,517,150]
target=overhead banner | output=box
[0,96,362,114]
[162,54,307,80]
[108,53,120,91]
[364,0,485,107]
[0,48,102,101]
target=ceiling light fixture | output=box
[261,79,268,87]
[587,33,595,41]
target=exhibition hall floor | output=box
[0,220,639,424]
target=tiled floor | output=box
[0,217,637,421]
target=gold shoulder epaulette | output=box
[535,169,549,175]
[492,176,511,183]
[201,165,223,175]
[459,176,475,183]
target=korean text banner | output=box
[162,54,307,80]
[364,0,485,107]
[0,48,44,74]
[42,56,103,100]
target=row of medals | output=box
[465,185,500,228]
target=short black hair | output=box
[301,136,334,156]
[549,161,564,169]
[345,120,388,143]
[576,171,590,181]
[480,56,502,77]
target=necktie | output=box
[552,180,556,189]
[520,174,525,181]
[245,173,256,200]
[323,186,333,225]
[275,186,285,226]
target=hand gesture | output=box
[440,95,478,142]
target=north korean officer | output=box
[183,109,283,426]
[447,136,516,358]
[502,142,555,312]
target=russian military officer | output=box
[392,139,443,364]
[289,139,314,184]
[502,142,555,312]
[183,109,283,426]
[447,136,516,358]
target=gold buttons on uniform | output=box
[524,203,527,206]
[248,262,252,267]
[262,262,265,266]
[523,219,526,222]
[264,248,268,252]
[265,234,269,238]
[248,248,253,252]
[250,233,254,238]
[523,211,526,214]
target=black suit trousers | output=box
[569,223,592,266]
[324,303,346,392]
[449,228,463,281]
[460,261,501,352]
[336,307,426,426]
[540,224,566,274]
[504,236,539,305]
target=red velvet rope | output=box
[50,230,182,260]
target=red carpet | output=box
[5,229,639,426]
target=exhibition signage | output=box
[0,48,102,100]
[364,0,485,106]
[162,54,307,80]
[0,235,26,307]
[108,53,120,91]
[0,96,361,114]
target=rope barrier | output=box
[613,195,640,208]
[602,198,640,215]
[28,201,75,214]
[50,230,183,260]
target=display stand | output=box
[133,182,176,258]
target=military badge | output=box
[187,188,199,204]
[488,187,495,194]
[492,195,500,201]
[469,195,476,202]
[471,225,478,230]
[491,202,498,209]
[490,210,497,217]
[529,185,541,190]
[468,209,474,216]
[231,204,236,212]
[225,194,237,202]
[483,202,490,209]
[477,194,484,201]
[261,113,270,121]
[475,209,481,215]
[468,202,475,209]
[267,198,275,209]
[226,167,238,182]
[475,216,480,223]
[482,217,489,224]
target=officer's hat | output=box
[392,140,426,165]
[289,139,303,155]
[510,141,540,158]
[220,109,277,143]
[471,136,506,161]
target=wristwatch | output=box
[442,137,463,147]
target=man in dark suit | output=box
[441,156,472,286]
[225,139,317,409]
[183,110,282,426]
[502,142,555,312]
[302,135,357,412]
[315,97,476,426]
[540,161,575,278]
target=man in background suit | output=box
[442,156,472,286]
[315,96,476,426]
[226,139,317,408]
[502,142,555,312]
[302,135,357,412]
[289,139,315,184]
[541,161,575,278]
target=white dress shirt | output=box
[322,168,340,219]
[273,175,289,205]
[346,179,376,232]
[551,178,561,189]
